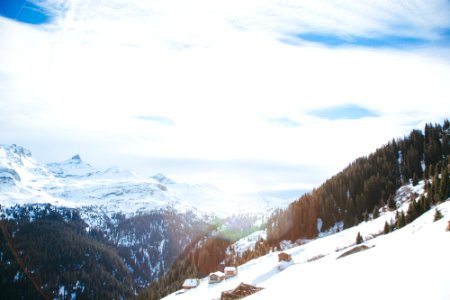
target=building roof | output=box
[224,266,237,272]
[210,271,225,277]
[182,278,199,288]
[278,252,292,261]
[221,282,264,300]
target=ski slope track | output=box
[164,193,450,300]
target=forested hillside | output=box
[266,121,450,243]
[0,205,210,299]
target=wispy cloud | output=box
[309,105,378,120]
[268,117,301,128]
[134,115,175,126]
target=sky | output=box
[1,0,450,200]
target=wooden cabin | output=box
[209,271,225,284]
[182,278,199,289]
[224,266,238,278]
[221,282,264,300]
[278,252,292,262]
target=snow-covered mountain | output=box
[0,144,225,217]
[0,144,291,218]
[163,187,450,300]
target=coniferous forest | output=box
[265,121,449,243]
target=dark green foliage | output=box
[0,208,134,299]
[396,211,406,229]
[406,197,420,224]
[434,208,443,222]
[363,209,369,222]
[384,221,390,234]
[0,204,211,299]
[439,163,449,201]
[372,205,380,219]
[387,195,396,210]
[356,232,363,245]
[412,173,419,186]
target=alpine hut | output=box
[278,252,292,262]
[182,278,199,289]
[209,271,225,284]
[224,266,238,278]
[221,282,264,300]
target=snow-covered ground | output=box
[163,199,450,300]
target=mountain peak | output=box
[71,154,82,161]
[0,144,32,158]
[47,154,97,178]
[152,173,176,185]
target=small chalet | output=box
[221,282,264,300]
[209,271,225,284]
[278,252,292,262]
[224,266,238,278]
[182,278,199,289]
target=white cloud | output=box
[1,0,450,198]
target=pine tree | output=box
[384,221,390,234]
[439,164,449,201]
[356,232,363,245]
[387,196,396,210]
[396,211,406,229]
[434,208,443,222]
[372,205,379,219]
[412,173,418,186]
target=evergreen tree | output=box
[434,208,443,222]
[412,173,418,186]
[439,164,449,201]
[406,201,417,224]
[396,211,406,229]
[356,232,363,245]
[363,209,369,222]
[384,221,390,234]
[387,195,396,210]
[372,205,379,219]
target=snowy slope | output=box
[163,196,450,300]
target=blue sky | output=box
[0,0,52,24]
[1,0,450,200]
[297,33,429,48]
[310,105,377,120]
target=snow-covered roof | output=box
[182,278,198,288]
[210,271,225,277]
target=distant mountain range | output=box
[0,143,291,298]
[0,144,293,218]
